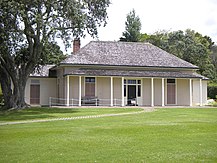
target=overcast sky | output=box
[63,0,217,53]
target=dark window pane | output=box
[167,79,175,83]
[138,85,141,97]
[128,80,136,84]
[86,77,95,83]
[137,80,141,84]
[124,85,126,97]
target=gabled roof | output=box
[61,41,198,69]
[30,65,55,77]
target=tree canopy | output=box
[0,0,111,110]
[140,29,217,81]
[120,9,141,42]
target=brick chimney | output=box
[73,39,80,53]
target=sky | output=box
[62,0,217,53]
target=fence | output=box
[49,97,123,107]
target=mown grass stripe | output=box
[0,111,146,126]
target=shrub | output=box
[208,83,217,99]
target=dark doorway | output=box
[127,85,136,105]
[167,79,176,105]
[30,85,40,104]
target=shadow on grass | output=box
[0,107,80,121]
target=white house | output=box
[25,40,208,107]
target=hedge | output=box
[208,84,217,99]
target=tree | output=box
[141,29,216,80]
[211,45,217,81]
[40,42,66,65]
[0,0,110,110]
[120,9,141,42]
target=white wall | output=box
[113,78,122,106]
[202,80,207,104]
[192,79,207,106]
[25,78,57,106]
[177,79,190,105]
[154,79,162,106]
[97,77,111,105]
[69,76,79,105]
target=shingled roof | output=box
[65,69,208,79]
[30,65,55,77]
[61,41,198,69]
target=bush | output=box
[208,83,217,99]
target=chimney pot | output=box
[73,39,80,53]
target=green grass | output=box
[0,108,217,162]
[0,107,142,122]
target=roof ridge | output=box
[90,40,151,45]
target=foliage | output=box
[120,9,141,42]
[0,108,217,162]
[211,45,217,81]
[207,83,217,99]
[140,29,216,81]
[0,0,111,109]
[40,42,66,65]
[208,101,217,107]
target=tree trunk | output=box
[0,69,14,109]
[0,67,29,110]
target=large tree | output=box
[211,45,217,81]
[120,9,141,42]
[0,0,110,110]
[141,29,216,81]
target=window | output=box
[167,79,175,83]
[137,85,141,97]
[85,77,95,96]
[85,77,95,83]
[124,85,126,97]
[124,79,141,97]
[128,80,136,84]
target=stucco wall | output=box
[192,79,207,105]
[154,79,162,106]
[142,78,151,106]
[25,78,57,106]
[57,68,64,99]
[113,78,122,106]
[192,80,199,105]
[202,81,207,104]
[97,77,111,105]
[25,79,31,104]
[177,79,190,105]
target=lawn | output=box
[0,107,142,122]
[0,108,217,162]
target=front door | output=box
[167,79,176,105]
[127,85,136,105]
[30,85,40,104]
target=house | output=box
[25,40,208,107]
